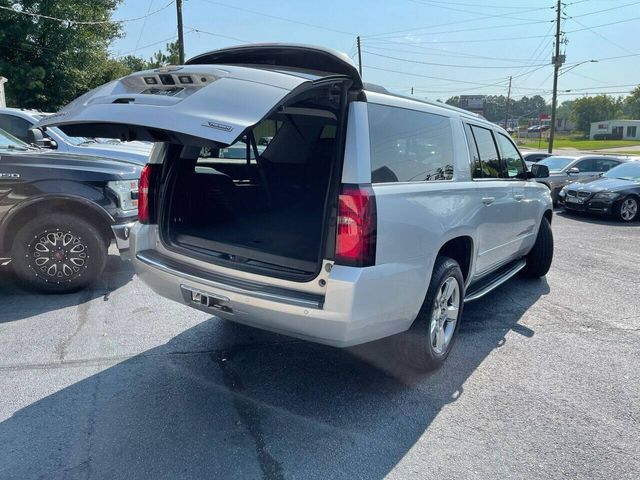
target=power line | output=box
[0,1,175,25]
[197,0,355,36]
[367,15,640,44]
[134,1,157,53]
[186,27,251,45]
[362,50,549,69]
[365,2,552,38]
[406,0,553,23]
[362,44,544,63]
[364,65,512,87]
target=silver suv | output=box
[39,44,554,370]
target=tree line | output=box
[446,89,640,134]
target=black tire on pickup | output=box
[396,256,465,372]
[521,217,553,278]
[11,213,108,293]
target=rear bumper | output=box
[131,228,426,347]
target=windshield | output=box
[0,127,30,150]
[604,162,640,182]
[538,156,574,172]
[49,126,93,146]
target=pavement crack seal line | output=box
[55,288,94,361]
[214,349,285,480]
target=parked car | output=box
[0,107,151,165]
[534,155,627,205]
[0,127,140,292]
[559,161,640,221]
[522,151,551,169]
[39,44,554,370]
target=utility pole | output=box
[548,0,564,153]
[356,36,362,77]
[411,87,414,95]
[176,0,185,64]
[504,75,512,130]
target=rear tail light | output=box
[335,184,377,267]
[138,163,159,224]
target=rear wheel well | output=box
[2,199,113,252]
[437,236,473,283]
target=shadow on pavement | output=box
[0,254,134,323]
[0,277,549,480]
[556,208,638,226]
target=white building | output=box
[590,119,640,140]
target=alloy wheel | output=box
[620,198,638,221]
[430,276,461,355]
[27,229,89,283]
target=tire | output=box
[617,196,638,222]
[397,256,465,372]
[521,217,553,278]
[11,213,108,293]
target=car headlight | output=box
[593,192,620,200]
[107,180,139,211]
[559,187,567,197]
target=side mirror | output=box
[28,128,57,149]
[531,164,550,178]
[567,167,580,175]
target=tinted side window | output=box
[0,115,32,142]
[594,158,619,172]
[575,158,596,172]
[464,123,483,179]
[496,133,525,178]
[368,104,454,183]
[470,126,500,178]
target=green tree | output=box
[0,0,123,111]
[623,85,640,119]
[570,95,622,133]
[146,41,180,68]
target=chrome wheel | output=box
[27,229,89,283]
[430,276,461,355]
[620,198,638,221]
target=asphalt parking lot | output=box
[1,211,638,480]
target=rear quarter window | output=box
[368,103,454,183]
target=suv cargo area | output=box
[160,85,343,279]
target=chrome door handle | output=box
[514,194,525,201]
[482,197,495,205]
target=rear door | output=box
[494,132,539,255]
[466,124,516,275]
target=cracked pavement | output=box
[0,211,638,480]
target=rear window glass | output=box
[368,103,454,183]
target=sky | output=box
[110,0,640,104]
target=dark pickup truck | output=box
[0,127,141,292]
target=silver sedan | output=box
[534,155,627,204]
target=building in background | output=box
[458,95,485,116]
[590,120,640,140]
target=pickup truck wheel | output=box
[11,214,108,293]
[397,256,464,371]
[521,217,553,278]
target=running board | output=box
[464,259,527,303]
